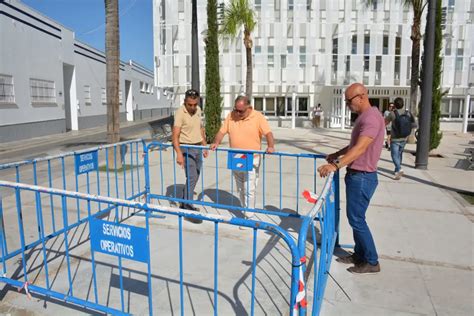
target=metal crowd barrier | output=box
[0,140,340,315]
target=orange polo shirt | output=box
[219,109,272,151]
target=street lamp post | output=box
[191,0,200,92]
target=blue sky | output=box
[22,0,154,70]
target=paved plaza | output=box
[0,123,472,315]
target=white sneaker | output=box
[244,212,255,220]
[394,170,404,180]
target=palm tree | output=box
[220,0,256,98]
[105,0,120,146]
[364,0,427,115]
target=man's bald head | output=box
[345,83,371,113]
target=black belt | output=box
[346,168,374,174]
[180,142,202,145]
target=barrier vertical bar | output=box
[172,148,177,199]
[146,210,153,315]
[215,150,219,204]
[75,169,80,221]
[213,221,219,316]
[115,203,125,312]
[61,157,67,190]
[130,143,135,197]
[313,157,317,193]
[159,144,164,196]
[114,147,119,199]
[34,190,50,289]
[106,148,111,198]
[250,228,258,315]
[279,156,282,210]
[89,214,99,304]
[334,170,340,246]
[14,188,28,282]
[96,157,101,211]
[86,173,92,219]
[123,145,128,201]
[0,198,8,274]
[47,160,56,232]
[311,221,319,316]
[178,216,184,316]
[296,157,300,213]
[262,154,266,208]
[61,196,74,296]
[146,147,152,203]
[136,142,141,195]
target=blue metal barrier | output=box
[0,141,339,315]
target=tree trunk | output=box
[409,16,422,116]
[105,0,120,166]
[244,30,253,98]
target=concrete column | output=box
[70,68,78,131]
[462,94,470,133]
[341,89,346,130]
[292,90,296,129]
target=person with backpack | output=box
[385,97,416,180]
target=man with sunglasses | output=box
[210,96,275,219]
[318,83,384,275]
[172,89,208,223]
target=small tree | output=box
[204,0,223,142]
[420,0,443,150]
[220,0,256,98]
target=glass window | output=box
[345,55,350,72]
[395,36,401,55]
[101,88,107,104]
[351,35,357,54]
[455,56,463,71]
[364,56,370,71]
[0,74,15,103]
[332,38,338,54]
[297,97,308,116]
[265,98,275,115]
[383,35,389,55]
[376,56,382,72]
[84,85,91,105]
[254,97,263,111]
[287,97,292,112]
[451,99,461,117]
[276,97,285,116]
[287,45,293,54]
[268,46,274,67]
[441,100,450,118]
[364,34,370,55]
[299,46,306,67]
[281,55,287,68]
[394,56,401,78]
[255,45,262,54]
[30,78,56,104]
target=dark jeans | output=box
[345,170,379,265]
[182,147,202,207]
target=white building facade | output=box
[153,0,474,130]
[0,0,174,142]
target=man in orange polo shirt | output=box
[210,96,275,218]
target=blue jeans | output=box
[345,171,379,265]
[390,140,406,173]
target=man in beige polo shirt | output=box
[172,89,208,223]
[210,96,275,218]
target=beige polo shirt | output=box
[219,109,271,151]
[174,105,203,144]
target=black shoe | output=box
[347,262,381,274]
[336,253,364,265]
[182,204,202,224]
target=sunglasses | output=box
[345,94,363,104]
[185,89,200,98]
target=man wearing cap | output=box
[210,96,275,219]
[172,89,208,223]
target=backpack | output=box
[392,110,413,138]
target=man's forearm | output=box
[335,146,349,157]
[266,132,275,148]
[213,132,225,146]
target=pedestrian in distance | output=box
[210,96,275,221]
[385,97,416,180]
[318,83,384,274]
[384,102,395,150]
[312,103,323,128]
[172,89,208,224]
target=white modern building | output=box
[0,0,174,142]
[153,0,474,130]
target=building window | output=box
[299,46,306,67]
[445,38,452,55]
[332,38,338,54]
[119,90,123,105]
[101,88,107,104]
[255,45,262,54]
[281,55,287,68]
[84,85,91,105]
[265,98,275,115]
[287,45,293,54]
[288,0,294,10]
[277,97,285,116]
[351,35,357,54]
[383,35,389,55]
[254,97,263,111]
[375,56,382,85]
[364,33,370,55]
[364,56,370,72]
[30,78,56,104]
[268,46,274,68]
[0,74,15,103]
[394,56,401,83]
[297,97,308,116]
[345,55,351,72]
[395,36,401,55]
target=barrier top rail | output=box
[146,141,327,159]
[0,139,145,170]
